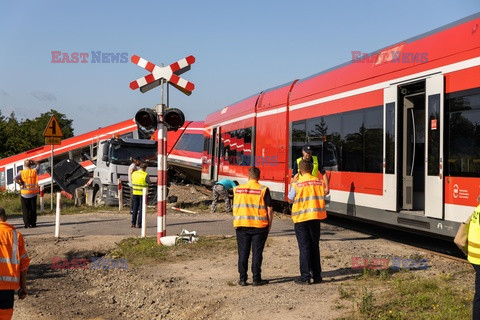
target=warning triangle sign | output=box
[43,115,64,137]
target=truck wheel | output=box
[94,189,105,207]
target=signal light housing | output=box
[135,108,158,139]
[135,107,185,137]
[163,108,185,131]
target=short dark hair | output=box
[0,208,6,220]
[140,162,148,170]
[248,167,261,180]
[233,181,239,186]
[299,160,313,174]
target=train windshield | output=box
[109,140,157,166]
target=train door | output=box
[424,75,444,219]
[210,127,221,181]
[393,74,444,218]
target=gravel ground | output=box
[10,185,475,320]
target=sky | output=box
[0,0,479,135]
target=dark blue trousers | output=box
[236,227,269,282]
[131,195,143,227]
[294,219,322,282]
[474,264,480,320]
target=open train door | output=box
[424,74,444,219]
[383,85,398,211]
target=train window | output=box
[427,94,441,176]
[291,105,383,173]
[220,128,252,166]
[364,107,384,173]
[385,102,395,174]
[445,88,480,177]
[175,133,203,153]
[7,168,13,185]
[0,171,4,189]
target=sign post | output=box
[130,54,195,244]
[43,115,64,211]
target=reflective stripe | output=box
[291,207,326,217]
[0,275,19,282]
[469,241,480,249]
[293,195,325,205]
[0,257,17,264]
[20,253,28,260]
[233,204,267,210]
[469,251,480,259]
[233,215,268,221]
[11,230,19,265]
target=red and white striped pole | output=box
[157,97,167,244]
[39,185,45,213]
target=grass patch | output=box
[339,270,472,319]
[109,236,237,267]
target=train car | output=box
[0,118,205,191]
[167,121,204,182]
[0,119,138,192]
[202,13,480,238]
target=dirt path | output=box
[10,208,474,320]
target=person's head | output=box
[248,167,261,181]
[302,145,313,160]
[133,157,141,165]
[24,159,31,168]
[233,181,239,186]
[299,159,313,175]
[0,208,7,222]
[140,162,148,171]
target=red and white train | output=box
[0,118,204,192]
[202,13,480,238]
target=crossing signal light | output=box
[163,108,185,131]
[135,108,157,139]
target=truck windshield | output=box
[109,144,157,165]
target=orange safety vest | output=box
[0,222,30,290]
[232,180,268,228]
[20,168,39,195]
[291,173,327,223]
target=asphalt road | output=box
[11,210,297,239]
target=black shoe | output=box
[24,225,29,229]
[30,224,36,228]
[312,278,323,284]
[131,224,135,228]
[137,225,141,228]
[294,278,311,285]
[252,279,269,286]
[238,280,247,286]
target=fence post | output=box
[55,192,61,238]
[141,187,147,238]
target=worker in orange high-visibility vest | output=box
[0,208,30,320]
[233,167,273,287]
[14,159,40,229]
[288,159,327,285]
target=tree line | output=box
[0,109,74,158]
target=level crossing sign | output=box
[129,55,195,95]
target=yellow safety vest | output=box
[0,222,30,290]
[297,156,319,178]
[468,205,480,265]
[291,173,327,223]
[20,168,39,195]
[233,180,268,228]
[131,170,148,196]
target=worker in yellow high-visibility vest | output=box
[14,159,40,229]
[468,201,480,319]
[131,162,150,228]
